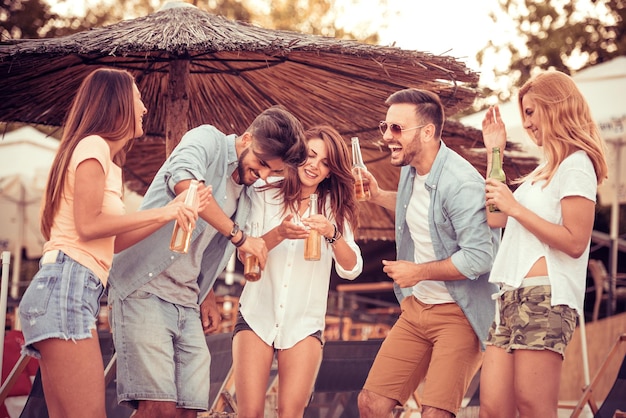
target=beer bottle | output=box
[304,194,321,261]
[243,222,262,281]
[351,137,371,201]
[488,147,506,212]
[169,179,199,253]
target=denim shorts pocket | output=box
[20,273,58,321]
[127,289,154,300]
[84,272,103,295]
[83,273,104,315]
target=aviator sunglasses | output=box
[379,121,426,136]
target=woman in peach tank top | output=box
[18,68,209,418]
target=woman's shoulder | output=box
[78,134,107,147]
[74,135,109,158]
[560,150,594,171]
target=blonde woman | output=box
[479,71,608,418]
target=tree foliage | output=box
[477,0,625,103]
[1,0,379,45]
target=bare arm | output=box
[302,215,358,270]
[73,159,199,250]
[482,105,509,228]
[382,258,465,289]
[496,192,595,258]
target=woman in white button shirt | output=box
[233,125,363,418]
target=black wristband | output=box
[233,231,247,248]
[325,224,340,244]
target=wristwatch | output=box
[228,222,240,240]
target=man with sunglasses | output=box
[107,106,308,418]
[357,89,499,418]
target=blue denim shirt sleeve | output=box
[443,176,494,279]
[164,125,231,192]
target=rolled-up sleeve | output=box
[333,222,363,280]
[164,126,223,193]
[447,178,495,280]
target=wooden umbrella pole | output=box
[165,58,190,157]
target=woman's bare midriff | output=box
[525,256,548,278]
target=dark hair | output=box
[280,125,359,234]
[247,105,308,168]
[41,68,138,240]
[385,89,445,138]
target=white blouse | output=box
[238,186,363,349]
[489,151,597,314]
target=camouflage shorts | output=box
[486,284,577,357]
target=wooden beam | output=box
[165,58,190,157]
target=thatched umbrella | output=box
[0,2,535,241]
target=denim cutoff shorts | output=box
[19,250,104,359]
[109,290,211,410]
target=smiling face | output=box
[132,83,147,139]
[297,138,330,194]
[236,143,285,186]
[382,103,425,167]
[521,94,543,146]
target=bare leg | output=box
[232,330,275,418]
[515,349,562,418]
[478,345,515,418]
[132,400,197,418]
[276,336,322,418]
[35,329,106,418]
[358,389,397,418]
[421,405,454,418]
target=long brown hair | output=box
[517,70,608,186]
[280,125,359,235]
[41,68,139,240]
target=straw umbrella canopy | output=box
[0,2,535,241]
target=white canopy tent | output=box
[0,126,145,299]
[0,127,58,298]
[459,56,626,313]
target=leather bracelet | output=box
[232,231,247,248]
[325,224,341,244]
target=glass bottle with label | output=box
[304,194,321,261]
[351,137,371,201]
[243,222,262,281]
[488,147,506,212]
[169,179,199,253]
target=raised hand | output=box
[482,105,507,151]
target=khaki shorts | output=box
[363,296,482,414]
[486,283,577,358]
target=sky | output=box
[47,0,508,80]
[346,0,505,74]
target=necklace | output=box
[300,191,318,201]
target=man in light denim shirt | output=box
[358,89,499,418]
[108,106,307,418]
